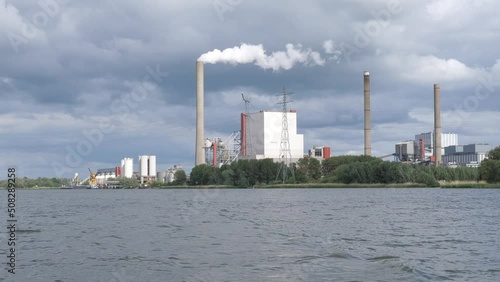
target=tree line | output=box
[0,177,70,188]
[2,147,498,189]
[189,146,500,187]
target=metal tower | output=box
[241,93,254,157]
[276,87,294,183]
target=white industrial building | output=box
[96,168,118,186]
[308,146,331,160]
[443,144,492,167]
[243,110,304,162]
[395,140,417,162]
[138,155,157,183]
[395,132,459,162]
[120,158,134,178]
[415,132,458,157]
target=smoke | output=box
[198,43,326,71]
[323,40,342,63]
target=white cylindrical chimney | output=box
[195,61,205,166]
[364,71,371,156]
[434,84,442,166]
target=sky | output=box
[1,0,500,178]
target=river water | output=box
[0,188,499,281]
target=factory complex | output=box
[195,62,493,170]
[395,133,491,167]
[82,64,494,186]
[74,156,184,188]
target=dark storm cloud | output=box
[1,0,500,177]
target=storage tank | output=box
[149,155,157,177]
[139,155,149,177]
[121,158,134,178]
[157,171,166,182]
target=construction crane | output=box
[88,168,97,188]
[72,173,79,185]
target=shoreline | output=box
[2,182,499,190]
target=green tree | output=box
[119,177,139,189]
[258,159,277,184]
[488,146,500,160]
[172,170,187,186]
[189,164,216,185]
[479,146,500,183]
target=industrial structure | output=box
[121,158,134,178]
[139,155,157,184]
[443,144,492,167]
[195,61,205,166]
[241,110,304,162]
[395,132,458,163]
[308,146,331,160]
[157,165,185,183]
[95,167,121,187]
[434,84,442,166]
[364,71,371,156]
[204,134,241,167]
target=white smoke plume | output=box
[323,40,342,63]
[198,43,325,71]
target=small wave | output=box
[16,229,41,233]
[341,237,368,242]
[384,243,414,247]
[367,255,400,261]
[327,252,356,259]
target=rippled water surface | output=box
[0,188,499,281]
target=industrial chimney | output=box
[364,71,371,156]
[434,84,442,166]
[195,61,205,166]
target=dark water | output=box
[0,188,499,281]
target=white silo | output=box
[157,171,167,182]
[124,158,133,178]
[139,155,149,177]
[148,155,157,177]
[121,158,134,178]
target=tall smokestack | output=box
[434,84,442,166]
[364,71,371,156]
[195,61,205,166]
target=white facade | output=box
[139,156,149,177]
[121,158,134,178]
[443,153,488,166]
[415,132,458,156]
[245,111,304,161]
[138,155,157,183]
[148,155,157,177]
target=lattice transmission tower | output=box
[276,87,294,183]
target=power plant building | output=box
[414,132,458,157]
[442,144,492,167]
[308,146,331,160]
[395,132,458,162]
[242,110,304,162]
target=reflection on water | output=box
[0,188,499,281]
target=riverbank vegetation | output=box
[0,177,70,188]
[2,147,498,189]
[188,146,500,188]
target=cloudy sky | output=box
[1,0,500,178]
